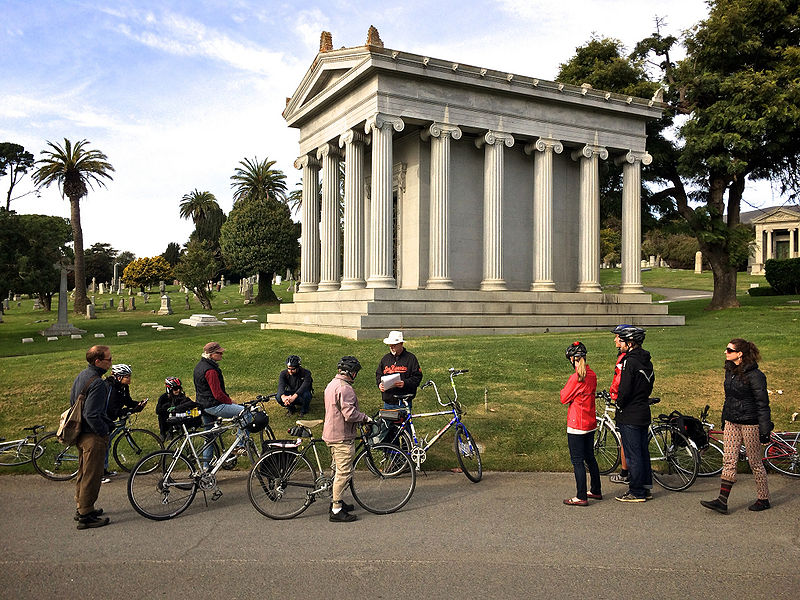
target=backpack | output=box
[666,410,708,450]
[57,375,99,445]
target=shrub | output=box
[764,258,800,295]
[747,286,778,297]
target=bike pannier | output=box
[667,410,708,450]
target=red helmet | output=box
[165,377,183,393]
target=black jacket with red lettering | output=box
[376,349,422,404]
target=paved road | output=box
[644,286,714,302]
[1,471,797,600]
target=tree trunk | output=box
[194,289,212,310]
[255,270,278,303]
[69,196,88,314]
[705,247,740,309]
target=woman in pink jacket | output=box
[560,342,602,506]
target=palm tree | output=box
[32,139,114,314]
[230,157,287,206]
[179,189,220,224]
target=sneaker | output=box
[609,473,630,484]
[615,492,646,503]
[101,477,111,484]
[644,491,654,501]
[700,498,728,514]
[748,499,771,512]
[587,492,603,500]
[331,501,355,513]
[103,470,117,477]
[329,509,357,522]
[76,514,110,530]
[74,508,104,521]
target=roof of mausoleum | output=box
[283,28,665,127]
[741,204,800,225]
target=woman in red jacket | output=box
[561,342,602,506]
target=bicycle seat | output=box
[23,425,43,432]
[296,419,322,428]
[648,397,661,405]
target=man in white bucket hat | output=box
[376,330,422,410]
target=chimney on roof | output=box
[366,25,383,48]
[320,31,333,52]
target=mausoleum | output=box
[265,27,684,339]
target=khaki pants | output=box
[74,432,109,515]
[327,441,355,504]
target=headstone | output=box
[155,326,175,331]
[40,261,87,337]
[243,284,252,305]
[109,298,114,308]
[117,299,126,312]
[13,294,20,301]
[70,334,82,339]
[117,331,128,336]
[158,294,173,316]
[143,292,149,303]
[275,275,282,285]
[2,298,9,311]
[86,304,96,319]
[102,302,107,309]
[219,276,225,289]
[128,288,133,296]
[159,280,166,293]
[128,297,136,310]
[178,313,227,327]
[694,251,702,274]
[98,282,105,294]
[91,295,96,305]
[90,277,96,293]
[94,333,105,338]
[112,263,120,291]
[649,255,656,267]
[22,338,34,343]
[47,336,58,341]
[184,294,191,310]
[141,322,159,327]
[241,319,259,324]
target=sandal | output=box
[563,497,589,506]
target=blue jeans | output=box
[567,432,601,500]
[201,404,251,467]
[619,424,652,498]
[279,390,312,414]
[104,423,123,471]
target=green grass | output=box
[600,266,768,293]
[1,273,798,474]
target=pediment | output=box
[751,207,800,225]
[302,68,349,107]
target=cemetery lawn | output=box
[1,276,797,473]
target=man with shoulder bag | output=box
[71,345,114,529]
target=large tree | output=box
[231,157,288,205]
[219,197,300,303]
[121,256,174,292]
[161,242,182,266]
[32,139,114,314]
[174,241,218,310]
[0,142,35,211]
[16,214,73,310]
[179,189,226,253]
[84,242,117,284]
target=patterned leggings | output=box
[721,421,769,500]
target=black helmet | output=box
[610,324,632,335]
[618,326,646,345]
[165,377,182,392]
[565,341,587,361]
[337,356,362,376]
[286,355,301,368]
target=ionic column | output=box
[766,229,773,260]
[423,122,462,289]
[295,155,321,292]
[476,131,514,291]
[525,138,563,291]
[790,227,796,258]
[316,143,341,291]
[365,114,404,288]
[571,144,608,293]
[615,150,652,293]
[338,130,370,290]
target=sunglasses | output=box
[725,347,738,353]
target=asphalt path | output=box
[1,469,798,600]
[644,286,714,302]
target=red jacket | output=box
[609,352,626,401]
[560,366,598,432]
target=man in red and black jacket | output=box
[376,330,422,410]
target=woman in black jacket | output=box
[701,338,772,514]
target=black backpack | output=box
[666,410,708,450]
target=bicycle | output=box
[380,368,482,483]
[165,395,277,470]
[126,398,271,520]
[697,406,800,478]
[247,419,415,519]
[33,411,163,481]
[593,391,699,491]
[0,425,48,466]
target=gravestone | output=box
[86,304,96,319]
[102,302,107,309]
[649,255,656,267]
[109,298,114,308]
[2,298,9,311]
[33,298,44,310]
[91,295,96,305]
[90,277,96,293]
[178,314,227,327]
[143,292,149,303]
[40,261,86,337]
[117,299,126,312]
[157,294,173,316]
[128,297,136,310]
[98,282,105,294]
[112,263,120,291]
[694,251,703,274]
[159,280,166,293]
[275,275,282,285]
[243,284,252,305]
[184,294,191,310]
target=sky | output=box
[1,0,789,257]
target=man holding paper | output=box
[376,330,423,410]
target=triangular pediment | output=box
[302,68,349,107]
[751,206,800,224]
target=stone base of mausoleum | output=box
[262,289,684,340]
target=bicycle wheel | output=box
[454,425,482,482]
[593,419,621,475]
[649,424,698,491]
[351,443,416,514]
[0,442,38,466]
[113,428,163,472]
[167,432,231,469]
[248,449,315,519]
[764,437,800,478]
[127,450,197,520]
[32,433,79,481]
[698,440,724,477]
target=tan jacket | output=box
[323,374,367,443]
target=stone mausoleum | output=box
[264,27,684,339]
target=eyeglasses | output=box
[725,347,738,353]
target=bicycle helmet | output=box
[565,341,587,361]
[337,356,362,377]
[610,324,632,335]
[111,364,132,377]
[165,377,183,393]
[618,326,646,345]
[286,355,301,368]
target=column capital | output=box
[365,114,405,135]
[475,130,515,149]
[316,142,341,160]
[614,150,653,166]
[339,129,371,148]
[524,137,564,155]
[294,154,321,170]
[571,144,608,161]
[421,122,463,141]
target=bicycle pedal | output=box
[211,489,223,501]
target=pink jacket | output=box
[323,374,367,443]
[560,366,598,432]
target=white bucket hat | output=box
[383,330,405,345]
